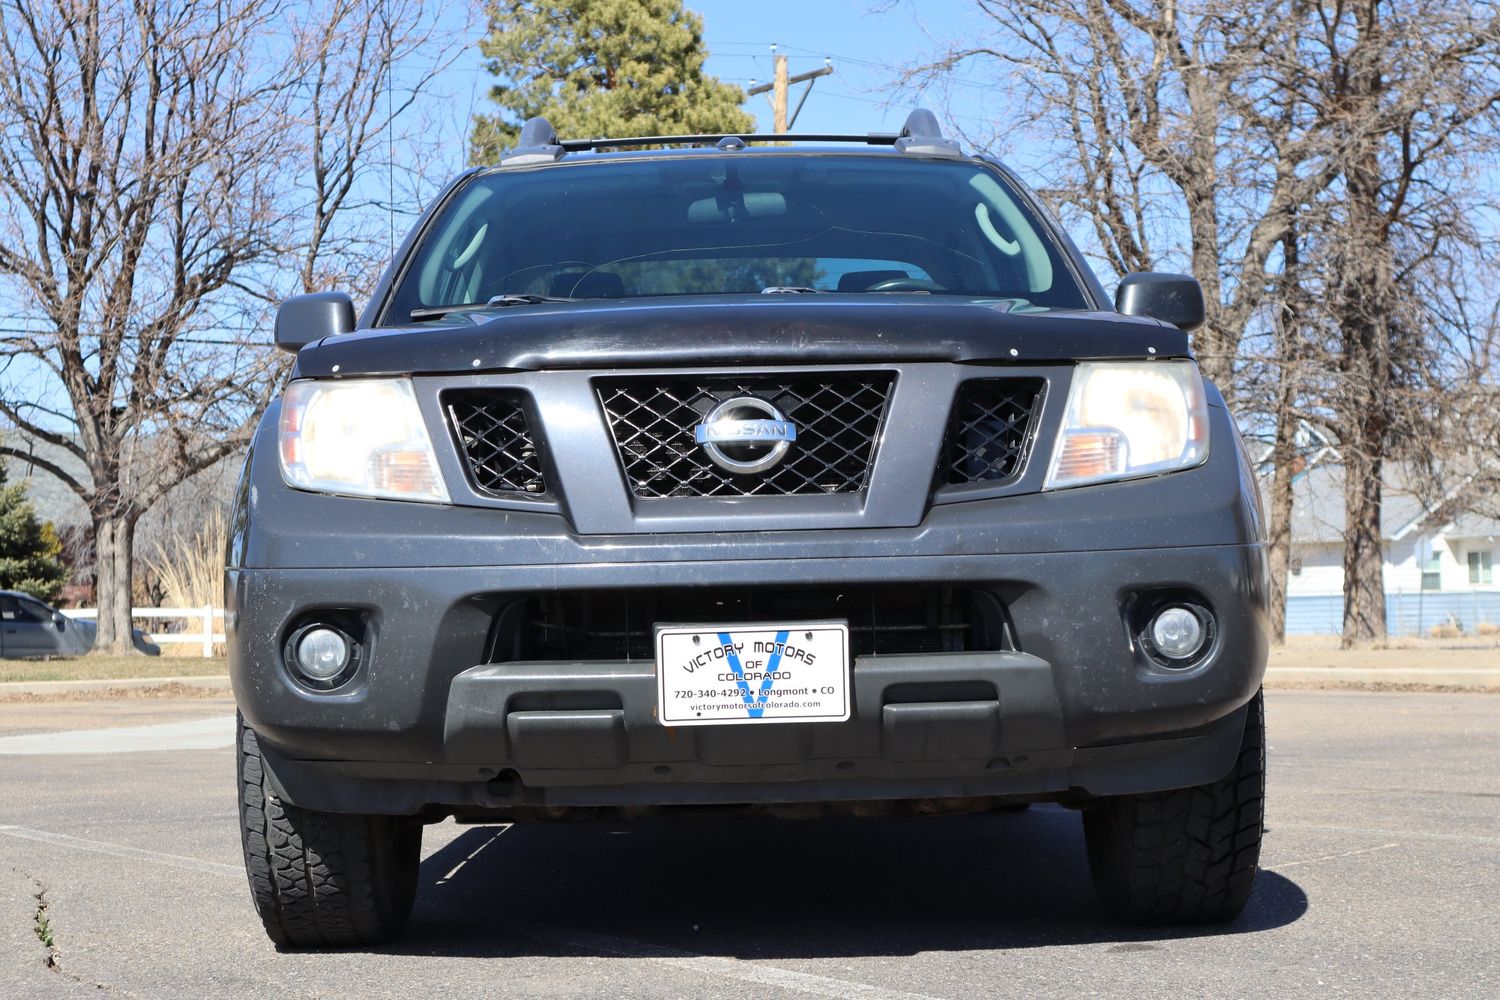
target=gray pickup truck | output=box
[229,110,1268,948]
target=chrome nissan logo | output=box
[693,396,797,474]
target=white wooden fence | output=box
[63,606,226,657]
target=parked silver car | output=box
[0,591,161,657]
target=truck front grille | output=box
[940,379,1045,484]
[596,373,893,498]
[446,391,547,496]
[484,584,1015,663]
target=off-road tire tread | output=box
[1083,691,1265,924]
[237,716,419,948]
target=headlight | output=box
[279,378,449,502]
[1044,361,1209,489]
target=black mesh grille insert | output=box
[941,379,1044,485]
[597,373,893,498]
[485,584,1014,663]
[446,391,546,496]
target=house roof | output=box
[1277,464,1500,545]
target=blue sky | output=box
[1,2,1003,433]
[693,0,985,135]
[428,1,995,173]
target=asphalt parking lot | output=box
[1,690,1496,999]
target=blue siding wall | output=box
[1285,591,1500,635]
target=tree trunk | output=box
[1336,5,1392,650]
[1266,229,1305,646]
[92,514,139,654]
[1341,442,1387,647]
[1265,405,1298,644]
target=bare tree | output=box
[1295,1,1500,645]
[288,0,473,295]
[905,0,1323,391]
[0,0,466,651]
[904,0,1333,642]
[910,0,1500,646]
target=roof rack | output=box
[498,108,963,165]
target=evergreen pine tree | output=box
[471,0,755,161]
[0,463,68,603]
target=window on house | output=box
[1422,552,1442,591]
[1469,550,1493,585]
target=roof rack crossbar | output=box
[495,108,960,165]
[555,132,900,152]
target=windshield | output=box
[382,153,1092,323]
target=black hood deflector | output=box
[293,296,1189,377]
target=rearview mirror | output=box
[687,192,787,223]
[274,291,356,353]
[1115,273,1205,332]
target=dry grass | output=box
[0,655,227,684]
[145,509,227,655]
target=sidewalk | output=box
[1263,665,1500,690]
[1264,639,1500,690]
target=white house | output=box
[1282,466,1500,634]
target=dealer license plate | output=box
[655,622,850,726]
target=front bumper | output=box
[230,541,1267,815]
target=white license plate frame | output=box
[655,622,851,727]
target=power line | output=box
[711,40,1002,94]
[0,327,273,347]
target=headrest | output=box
[549,271,626,298]
[837,269,909,292]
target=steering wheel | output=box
[865,277,947,292]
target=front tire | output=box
[237,716,421,947]
[1083,690,1265,924]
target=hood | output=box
[292,295,1189,378]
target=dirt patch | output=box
[1270,639,1500,671]
[0,682,229,704]
[1264,679,1500,693]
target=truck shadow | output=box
[384,805,1308,958]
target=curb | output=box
[0,675,231,697]
[1264,666,1500,689]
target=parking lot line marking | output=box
[1275,842,1401,869]
[1275,823,1500,847]
[512,922,945,1000]
[438,826,510,883]
[0,716,236,755]
[0,825,242,877]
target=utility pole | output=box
[772,54,789,134]
[747,49,833,134]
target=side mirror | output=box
[1115,273,1205,332]
[53,612,67,630]
[274,291,356,353]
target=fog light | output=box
[294,627,351,681]
[1150,607,1206,660]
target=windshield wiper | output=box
[410,294,574,321]
[760,286,823,295]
